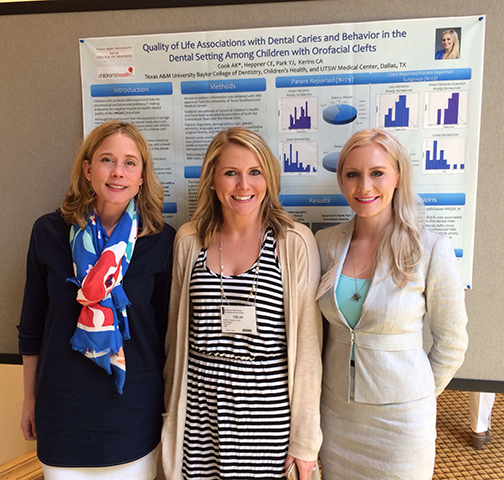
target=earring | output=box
[137,184,142,199]
[88,181,95,196]
[210,185,216,190]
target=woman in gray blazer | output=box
[316,128,468,479]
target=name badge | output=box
[315,263,339,300]
[221,305,258,334]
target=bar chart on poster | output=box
[424,91,468,128]
[280,141,318,174]
[376,93,419,129]
[423,138,466,173]
[279,97,318,131]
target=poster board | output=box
[79,16,485,289]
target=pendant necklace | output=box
[220,227,262,306]
[351,243,369,302]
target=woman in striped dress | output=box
[162,127,322,480]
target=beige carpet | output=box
[434,389,503,479]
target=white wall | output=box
[0,364,36,465]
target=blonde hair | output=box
[442,29,460,59]
[60,121,164,237]
[337,128,425,287]
[192,127,295,247]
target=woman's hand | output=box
[21,396,36,440]
[21,355,38,440]
[285,454,317,480]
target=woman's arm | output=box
[426,235,468,395]
[284,226,323,463]
[162,225,198,479]
[150,225,176,356]
[163,229,189,408]
[18,220,52,440]
[21,355,39,441]
[18,222,49,355]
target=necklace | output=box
[351,244,369,301]
[351,278,369,302]
[219,228,262,306]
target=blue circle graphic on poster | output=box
[322,152,340,172]
[323,104,357,125]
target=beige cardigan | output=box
[162,221,323,478]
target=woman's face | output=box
[83,133,143,215]
[339,144,399,224]
[212,144,267,222]
[442,33,453,51]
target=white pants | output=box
[41,445,158,480]
[469,392,495,433]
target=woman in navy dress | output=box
[19,121,175,479]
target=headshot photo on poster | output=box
[435,27,462,59]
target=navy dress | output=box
[18,210,175,467]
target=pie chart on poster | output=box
[322,152,340,172]
[323,104,358,125]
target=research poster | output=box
[80,15,485,287]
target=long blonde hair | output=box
[60,121,164,237]
[337,129,425,287]
[192,127,295,247]
[442,29,460,59]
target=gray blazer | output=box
[316,218,468,405]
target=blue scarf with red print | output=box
[68,199,137,394]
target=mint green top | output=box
[335,274,371,360]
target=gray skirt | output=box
[320,370,436,480]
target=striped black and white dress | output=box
[183,229,289,479]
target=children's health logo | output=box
[97,66,134,79]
